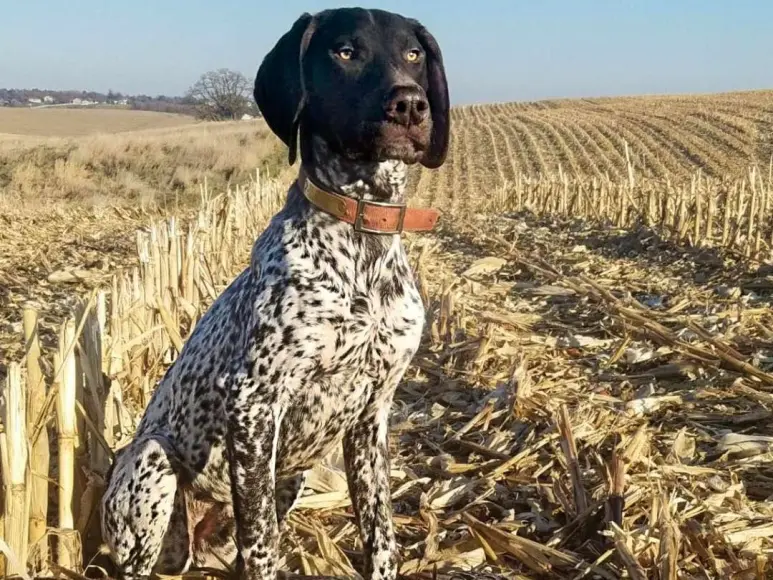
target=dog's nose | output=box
[384,86,429,126]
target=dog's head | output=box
[254,8,450,169]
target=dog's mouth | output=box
[350,119,431,164]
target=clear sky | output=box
[1,0,770,105]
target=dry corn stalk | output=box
[56,320,78,569]
[3,363,30,577]
[557,404,587,515]
[23,306,49,566]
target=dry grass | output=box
[0,119,287,212]
[0,107,195,137]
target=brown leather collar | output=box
[297,169,440,235]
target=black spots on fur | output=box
[247,354,270,379]
[378,280,397,306]
[260,388,279,408]
[338,344,357,362]
[271,296,285,322]
[351,296,369,316]
[338,244,352,261]
[252,322,269,345]
[318,270,333,285]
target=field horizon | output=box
[1,87,772,209]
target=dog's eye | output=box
[336,47,355,60]
[405,49,422,63]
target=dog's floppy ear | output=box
[254,12,317,165]
[414,23,450,169]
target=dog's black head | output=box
[254,8,450,169]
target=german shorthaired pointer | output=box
[101,7,449,579]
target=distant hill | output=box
[0,88,199,116]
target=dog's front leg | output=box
[226,392,281,580]
[343,404,398,580]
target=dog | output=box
[100,7,449,579]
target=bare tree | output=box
[186,68,253,121]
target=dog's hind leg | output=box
[154,487,195,574]
[101,435,190,578]
[276,472,306,530]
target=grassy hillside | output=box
[0,119,286,211]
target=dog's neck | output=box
[303,136,408,203]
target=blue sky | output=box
[1,0,770,105]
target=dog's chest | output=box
[275,234,424,471]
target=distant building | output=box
[28,97,42,104]
[241,113,254,121]
[43,95,55,104]
[72,98,82,105]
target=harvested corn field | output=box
[388,212,773,578]
[2,91,773,579]
[419,90,773,203]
